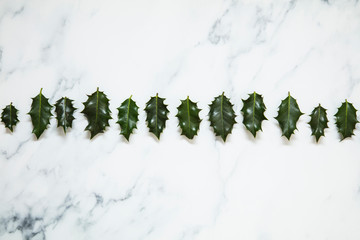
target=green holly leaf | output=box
[275,92,303,140]
[55,97,76,133]
[81,87,112,139]
[145,93,169,139]
[176,96,202,139]
[28,88,53,139]
[1,102,19,132]
[308,104,328,142]
[241,92,267,137]
[209,92,236,141]
[335,100,358,140]
[117,95,139,141]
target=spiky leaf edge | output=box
[274,92,303,140]
[144,93,170,140]
[55,97,76,133]
[117,95,139,141]
[334,99,359,140]
[81,87,112,139]
[176,96,202,139]
[1,102,19,132]
[28,88,53,139]
[208,92,237,142]
[308,104,329,142]
[241,92,267,138]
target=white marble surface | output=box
[1,0,360,239]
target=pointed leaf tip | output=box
[145,94,169,139]
[209,93,236,142]
[275,93,302,140]
[29,89,53,139]
[117,96,139,141]
[176,97,201,139]
[308,104,328,142]
[335,100,358,140]
[55,97,76,133]
[1,103,19,132]
[82,88,112,139]
[241,92,267,138]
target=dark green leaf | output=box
[241,92,267,137]
[145,93,169,139]
[208,92,236,141]
[176,96,201,139]
[81,87,112,139]
[28,88,53,139]
[335,100,358,140]
[55,97,76,133]
[308,104,328,142]
[117,95,139,141]
[275,92,303,140]
[1,102,19,132]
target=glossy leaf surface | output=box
[275,92,303,140]
[308,104,328,142]
[28,88,53,139]
[335,100,358,140]
[55,97,76,133]
[176,96,201,139]
[81,88,112,139]
[145,93,169,139]
[209,92,236,141]
[1,102,19,132]
[117,95,139,141]
[241,92,267,137]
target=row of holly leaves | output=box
[1,88,358,141]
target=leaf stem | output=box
[126,95,132,133]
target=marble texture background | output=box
[1,0,360,239]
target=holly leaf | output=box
[308,104,328,142]
[209,92,236,141]
[275,92,303,140]
[1,102,19,132]
[176,96,201,139]
[55,97,76,133]
[145,93,169,139]
[241,92,267,137]
[117,95,139,141]
[28,88,53,139]
[335,100,358,140]
[81,87,112,139]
